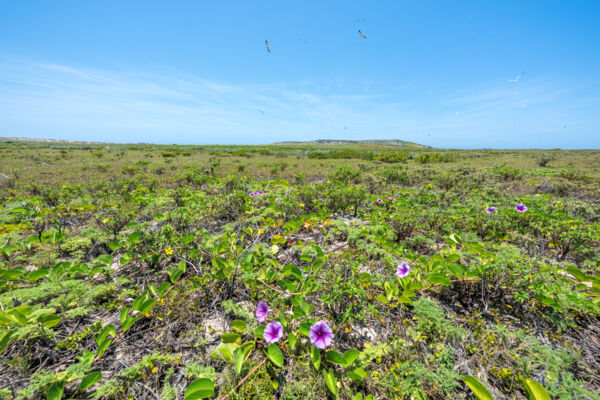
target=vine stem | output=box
[218,357,268,400]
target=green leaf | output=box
[376,294,389,304]
[96,324,116,346]
[288,332,297,350]
[210,343,238,363]
[298,322,311,337]
[429,272,451,286]
[254,325,265,340]
[109,240,122,251]
[122,316,137,332]
[221,332,241,344]
[38,314,61,328]
[47,380,64,400]
[119,308,128,326]
[231,319,247,333]
[282,264,303,280]
[97,253,112,265]
[342,349,360,366]
[447,263,465,278]
[139,299,156,314]
[157,282,171,297]
[182,234,195,244]
[25,268,50,282]
[348,367,367,381]
[184,378,215,400]
[79,372,102,391]
[6,309,28,325]
[0,330,14,354]
[566,266,589,282]
[127,231,143,245]
[463,376,494,400]
[168,261,186,283]
[120,252,132,265]
[522,378,551,400]
[326,350,347,366]
[311,346,321,370]
[323,368,338,396]
[233,342,254,376]
[96,338,112,357]
[267,343,284,367]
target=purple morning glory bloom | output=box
[394,194,401,197]
[396,262,410,278]
[258,190,264,195]
[263,321,284,344]
[29,218,37,223]
[309,321,333,349]
[256,301,269,323]
[485,206,497,214]
[285,190,291,195]
[201,185,207,189]
[515,204,528,212]
[249,192,255,197]
[376,198,383,204]
[275,198,282,202]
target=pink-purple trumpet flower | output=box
[255,301,270,323]
[515,204,528,212]
[396,262,410,279]
[309,321,333,349]
[263,321,284,344]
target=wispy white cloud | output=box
[0,56,597,148]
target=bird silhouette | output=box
[358,30,367,39]
[265,40,271,53]
[356,18,366,22]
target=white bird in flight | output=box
[508,72,524,83]
[265,40,271,53]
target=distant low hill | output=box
[272,139,431,148]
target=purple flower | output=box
[394,194,401,197]
[376,198,383,204]
[396,262,410,278]
[29,218,37,223]
[275,198,282,202]
[285,190,291,195]
[309,321,333,349]
[213,189,219,194]
[263,321,284,344]
[515,204,528,212]
[249,192,255,197]
[485,206,497,214]
[258,190,264,195]
[201,185,207,189]
[255,301,269,322]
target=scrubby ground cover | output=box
[0,141,599,399]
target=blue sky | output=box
[1,1,599,148]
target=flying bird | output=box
[265,40,271,53]
[508,72,524,83]
[356,18,366,22]
[358,30,367,39]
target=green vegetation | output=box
[0,139,599,399]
